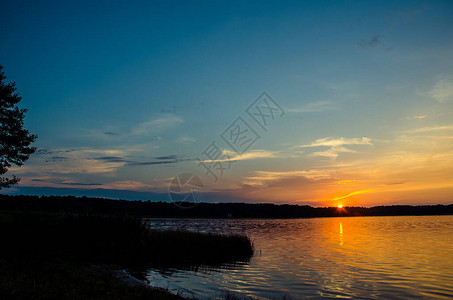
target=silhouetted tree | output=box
[0,65,37,188]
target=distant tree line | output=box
[1,194,452,218]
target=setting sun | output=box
[338,205,343,208]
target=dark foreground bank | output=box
[0,212,254,299]
[0,259,186,300]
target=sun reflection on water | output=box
[145,216,453,299]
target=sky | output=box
[1,0,452,207]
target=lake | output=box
[145,216,453,299]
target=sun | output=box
[337,205,343,208]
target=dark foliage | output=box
[0,66,37,188]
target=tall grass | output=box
[0,211,254,268]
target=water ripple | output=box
[145,216,453,299]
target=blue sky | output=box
[1,0,453,206]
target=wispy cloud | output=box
[103,131,120,136]
[405,115,427,120]
[177,135,197,143]
[94,153,192,166]
[22,176,162,192]
[358,35,393,51]
[154,155,179,160]
[295,137,372,159]
[430,78,453,103]
[84,114,183,142]
[93,156,128,163]
[30,178,103,186]
[127,160,179,166]
[391,9,422,22]
[13,148,131,175]
[358,35,383,47]
[405,125,453,134]
[101,180,157,191]
[300,137,372,148]
[287,101,337,113]
[132,114,184,135]
[330,189,374,201]
[200,150,278,163]
[309,146,358,158]
[236,169,342,204]
[242,169,336,188]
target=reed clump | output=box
[0,211,254,268]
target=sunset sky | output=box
[1,0,452,206]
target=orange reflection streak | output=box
[299,216,453,295]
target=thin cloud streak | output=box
[404,125,453,134]
[200,150,279,163]
[287,101,337,113]
[295,137,372,159]
[299,137,372,148]
[405,115,427,120]
[331,189,374,201]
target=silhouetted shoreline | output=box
[1,194,452,218]
[0,208,253,299]
[1,194,452,299]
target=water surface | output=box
[145,216,453,299]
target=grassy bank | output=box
[0,211,254,299]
